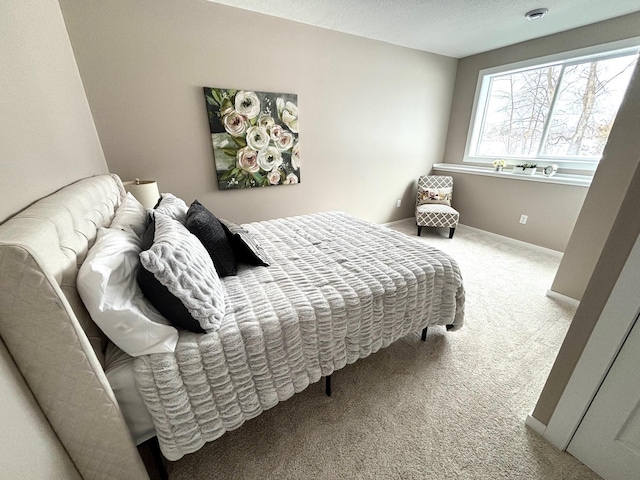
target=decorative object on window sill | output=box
[492,159,506,172]
[203,87,300,190]
[513,163,538,176]
[542,164,558,177]
[123,179,160,208]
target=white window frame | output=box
[464,37,640,172]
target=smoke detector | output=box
[525,8,549,20]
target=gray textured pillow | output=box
[139,212,226,332]
[154,193,189,224]
[219,219,270,267]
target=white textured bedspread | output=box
[134,212,464,460]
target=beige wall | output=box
[533,112,640,425]
[551,63,640,300]
[444,173,586,252]
[0,0,107,475]
[58,0,457,225]
[441,12,640,253]
[438,12,640,422]
[0,0,108,224]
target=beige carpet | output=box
[165,221,600,479]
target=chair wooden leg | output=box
[417,226,422,236]
[449,227,455,239]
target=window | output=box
[466,46,639,170]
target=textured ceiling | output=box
[206,0,640,58]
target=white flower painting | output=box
[204,87,301,190]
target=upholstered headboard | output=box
[0,174,149,480]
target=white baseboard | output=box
[525,412,547,437]
[457,224,563,258]
[382,219,565,259]
[546,289,580,308]
[382,217,414,227]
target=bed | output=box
[0,174,464,477]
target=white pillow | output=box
[78,227,179,356]
[111,192,148,237]
[139,212,226,332]
[154,193,188,224]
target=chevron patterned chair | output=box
[415,175,459,238]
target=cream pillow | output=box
[417,186,452,206]
[110,192,148,238]
[77,227,179,356]
[139,212,226,332]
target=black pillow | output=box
[137,218,206,333]
[185,201,237,277]
[220,219,270,267]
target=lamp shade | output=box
[123,179,160,209]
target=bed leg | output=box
[148,436,168,480]
[325,374,332,397]
[421,327,428,341]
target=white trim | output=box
[433,163,592,187]
[383,218,564,258]
[477,37,640,79]
[457,224,563,258]
[543,233,640,450]
[466,157,600,173]
[382,218,414,227]
[545,290,580,308]
[463,37,640,172]
[525,411,547,437]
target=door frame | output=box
[542,232,640,450]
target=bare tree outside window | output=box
[474,53,638,162]
[478,66,560,156]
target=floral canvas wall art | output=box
[203,87,300,190]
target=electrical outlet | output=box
[519,214,528,224]
[396,199,402,208]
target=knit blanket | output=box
[133,212,465,460]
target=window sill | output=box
[433,163,592,187]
